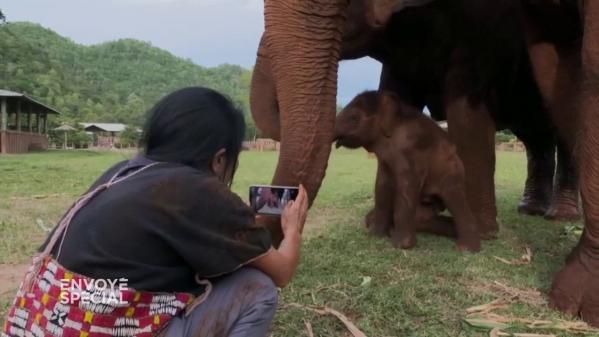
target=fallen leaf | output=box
[318,306,367,337]
[465,280,598,335]
[304,319,314,337]
[491,329,556,337]
[465,312,599,335]
[494,256,517,265]
[491,281,545,306]
[466,299,509,314]
[36,218,52,232]
[504,332,555,337]
[286,303,368,337]
[464,317,511,330]
[521,247,532,263]
[360,276,372,287]
[493,247,533,266]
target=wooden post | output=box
[42,113,47,134]
[16,100,21,132]
[27,103,32,132]
[1,97,6,131]
[1,97,7,154]
[36,112,41,134]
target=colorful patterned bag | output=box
[2,163,207,337]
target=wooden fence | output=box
[0,130,48,154]
[496,140,525,152]
[240,138,524,154]
[243,138,280,151]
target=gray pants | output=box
[164,268,278,337]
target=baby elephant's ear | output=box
[379,92,398,137]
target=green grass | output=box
[0,149,591,336]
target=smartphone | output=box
[250,185,300,216]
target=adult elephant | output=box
[357,0,594,322]
[340,0,581,222]
[252,0,578,239]
[250,0,599,325]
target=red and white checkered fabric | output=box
[2,163,195,337]
[2,257,194,337]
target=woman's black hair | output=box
[140,87,245,178]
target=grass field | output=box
[0,149,594,336]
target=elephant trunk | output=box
[250,35,281,141]
[261,0,346,203]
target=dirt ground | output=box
[0,264,29,297]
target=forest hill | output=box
[0,22,258,139]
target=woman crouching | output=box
[2,87,308,337]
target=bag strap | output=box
[42,162,162,258]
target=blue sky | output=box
[2,0,381,105]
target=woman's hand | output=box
[250,184,309,288]
[281,185,308,238]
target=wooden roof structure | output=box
[0,90,61,115]
[80,123,127,133]
[1,89,60,154]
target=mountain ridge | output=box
[0,21,256,136]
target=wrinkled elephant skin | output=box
[541,0,599,326]
[251,0,347,244]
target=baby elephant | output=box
[334,91,481,252]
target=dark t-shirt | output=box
[42,156,272,294]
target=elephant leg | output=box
[526,39,581,221]
[445,97,498,239]
[438,172,481,253]
[414,196,458,238]
[515,133,556,216]
[549,1,599,327]
[545,142,581,220]
[390,171,419,249]
[365,160,394,237]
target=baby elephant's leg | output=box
[439,175,481,252]
[416,209,457,238]
[390,175,420,249]
[415,196,456,237]
[366,160,394,237]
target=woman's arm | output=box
[250,233,301,287]
[250,185,308,287]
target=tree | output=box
[0,9,6,24]
[69,130,92,148]
[495,130,516,144]
[123,93,145,125]
[118,126,141,147]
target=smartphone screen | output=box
[250,185,299,216]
